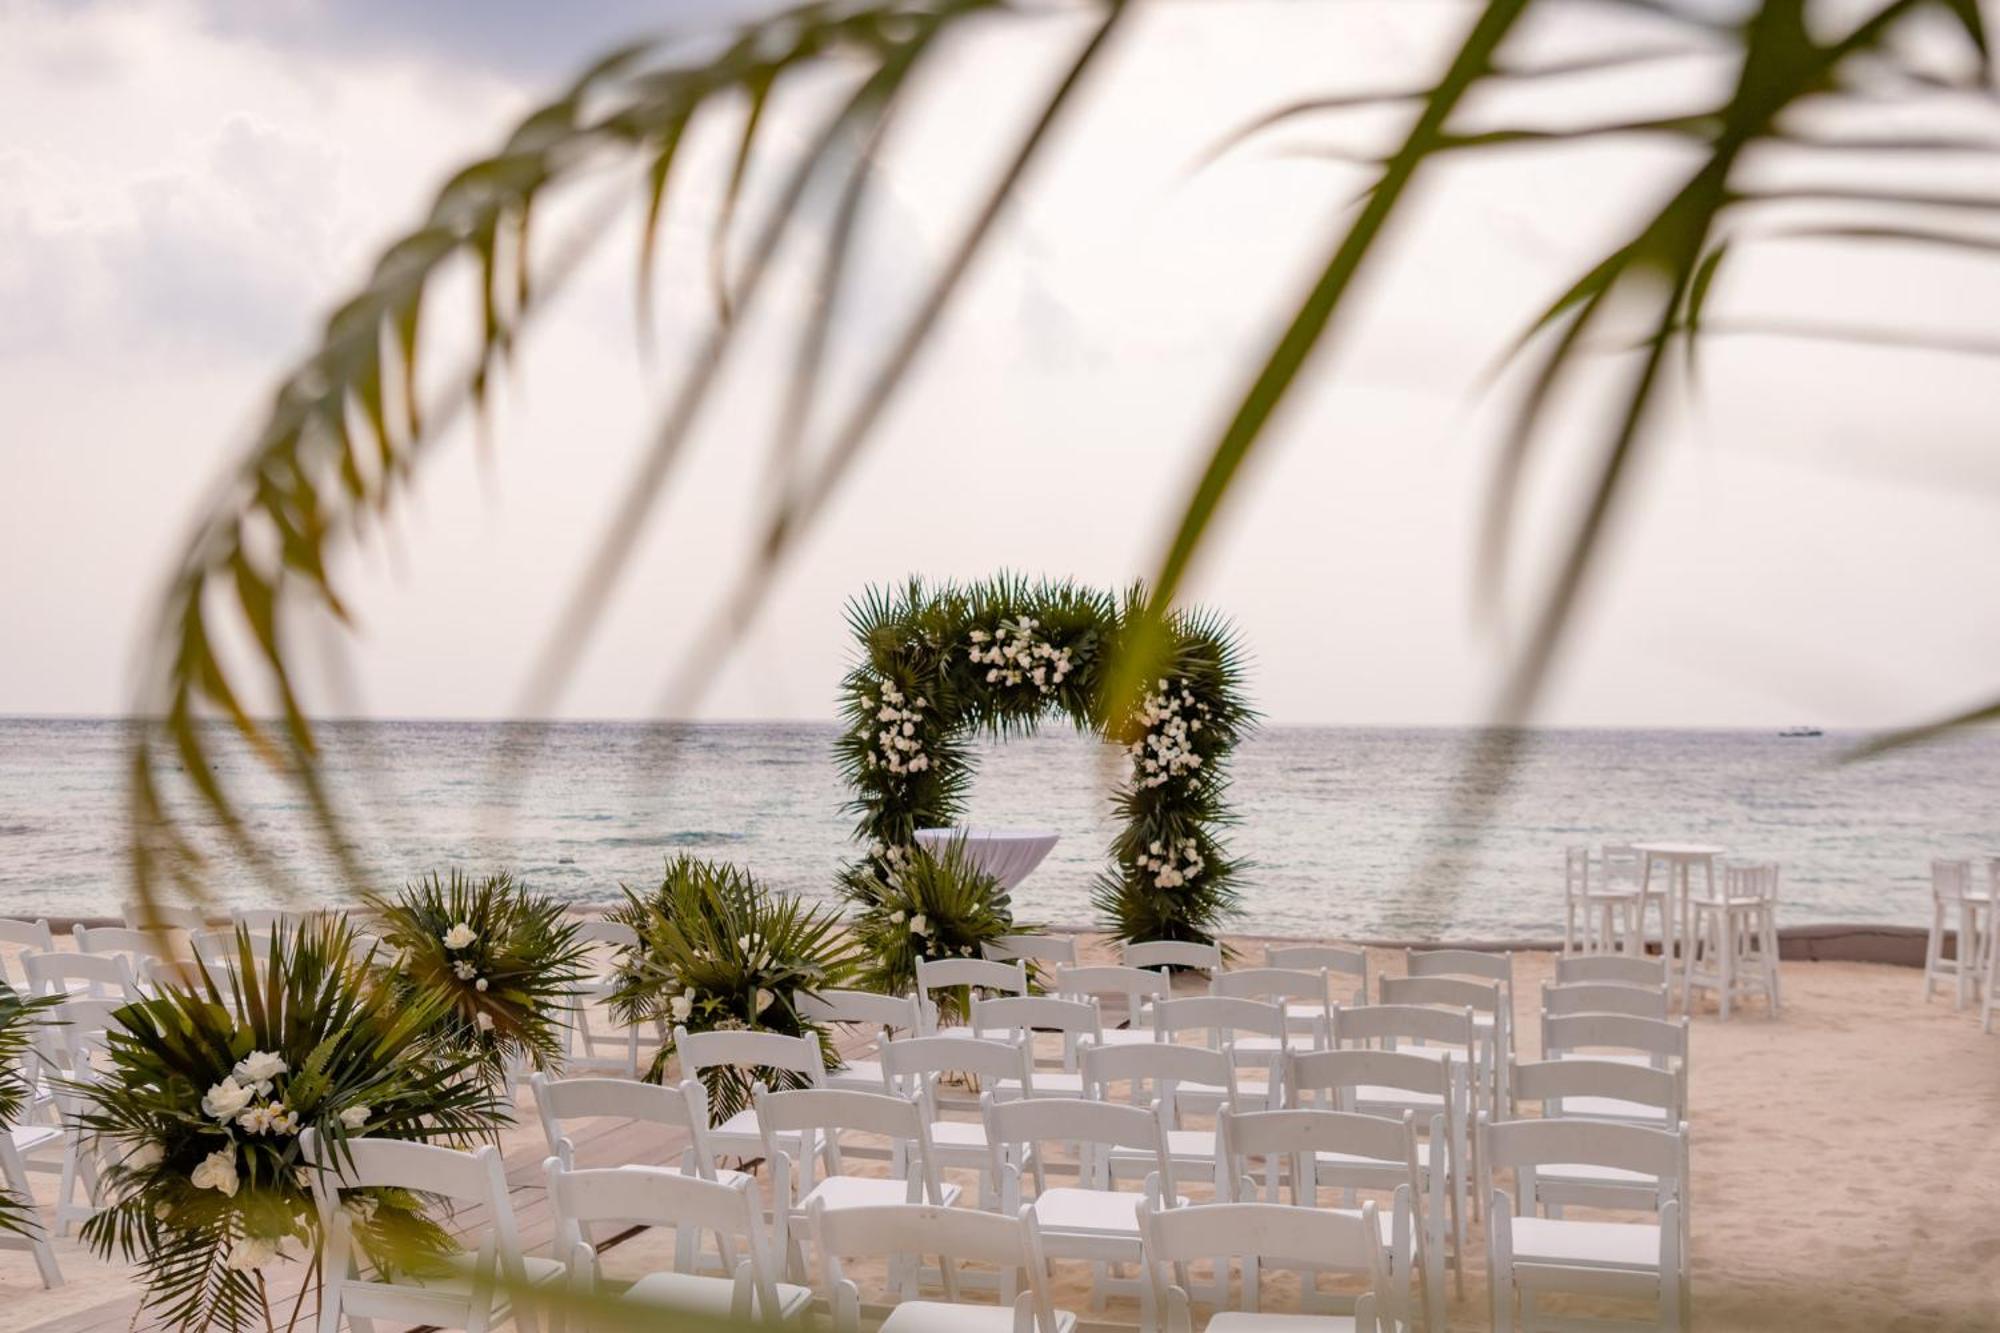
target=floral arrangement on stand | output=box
[364,869,591,1081]
[71,919,507,1333]
[835,574,1252,950]
[843,840,1038,1023]
[608,854,858,1118]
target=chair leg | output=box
[1923,902,1944,1001]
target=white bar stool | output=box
[1684,860,1780,1021]
[1924,858,1992,1011]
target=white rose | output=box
[442,923,476,950]
[475,978,488,992]
[225,1235,279,1271]
[475,1011,495,1032]
[754,988,775,1012]
[669,993,694,1021]
[237,1105,273,1135]
[909,914,929,935]
[190,1149,240,1198]
[233,1051,288,1087]
[339,1105,372,1131]
[202,1078,253,1122]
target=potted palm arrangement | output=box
[608,854,857,1118]
[843,841,1041,1024]
[364,869,592,1082]
[71,918,508,1333]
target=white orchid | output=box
[452,959,478,981]
[475,977,489,992]
[190,1149,240,1197]
[201,1077,253,1122]
[754,988,775,1012]
[442,922,477,950]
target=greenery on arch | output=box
[835,575,1253,948]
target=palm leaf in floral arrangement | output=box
[68,917,510,1333]
[365,869,593,1082]
[608,854,860,1119]
[842,840,1042,1023]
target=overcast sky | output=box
[4,0,1998,729]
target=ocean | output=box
[1,717,1992,937]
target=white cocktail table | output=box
[1632,841,1727,1004]
[914,827,1060,891]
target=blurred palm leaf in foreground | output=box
[126,0,1999,922]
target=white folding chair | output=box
[1138,1196,1384,1333]
[0,919,56,990]
[756,1086,957,1283]
[1555,955,1669,989]
[811,1200,1074,1333]
[120,902,207,934]
[38,995,125,1234]
[0,1116,62,1288]
[983,935,1079,968]
[1380,973,1508,1115]
[565,919,643,1076]
[1510,1060,1686,1228]
[1542,1013,1690,1076]
[1216,1106,1422,1331]
[879,1035,1032,1205]
[674,1025,830,1167]
[1684,860,1781,1020]
[1152,995,1290,1111]
[1210,968,1332,1048]
[1606,843,1670,960]
[1080,1038,1236,1186]
[304,1131,562,1333]
[546,1160,808,1328]
[1055,965,1171,1046]
[20,951,141,1003]
[1286,1047,1468,1305]
[1543,981,1670,1022]
[1266,944,1370,1007]
[918,958,1029,1040]
[796,989,925,1094]
[1122,941,1222,976]
[982,1093,1179,1312]
[973,995,1103,1097]
[1565,846,1640,956]
[72,925,184,975]
[1481,1116,1689,1332]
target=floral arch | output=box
[835,576,1252,946]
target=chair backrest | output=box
[232,908,306,933]
[1209,966,1330,1005]
[916,956,1028,999]
[547,1161,783,1321]
[675,1025,827,1086]
[1723,860,1781,902]
[1511,1058,1683,1122]
[21,949,140,1001]
[73,925,180,961]
[1264,944,1369,1002]
[1541,1012,1690,1071]
[1602,843,1643,887]
[1139,1196,1382,1332]
[1406,948,1514,994]
[0,918,55,953]
[1080,1038,1236,1113]
[1542,980,1670,1021]
[41,994,126,1074]
[812,1201,1063,1333]
[879,1035,1031,1100]
[755,1086,945,1204]
[1481,1115,1687,1208]
[1217,1105,1417,1205]
[982,934,1078,966]
[983,1093,1171,1197]
[530,1073,716,1171]
[1331,1001,1476,1053]
[1152,994,1286,1042]
[1565,845,1591,895]
[120,902,207,933]
[971,994,1103,1041]
[1554,954,1667,988]
[794,988,924,1036]
[1285,1046,1455,1107]
[1122,940,1222,973]
[193,928,276,973]
[302,1130,534,1333]
[574,919,640,950]
[1380,973,1503,1019]
[1054,964,1171,1025]
[1932,858,1974,900]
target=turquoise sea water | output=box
[0,717,1993,937]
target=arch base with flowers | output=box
[836,576,1252,949]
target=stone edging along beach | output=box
[41,915,1943,968]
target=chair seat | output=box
[1209,1313,1360,1333]
[1351,1085,1444,1110]
[625,1269,814,1321]
[882,1299,1078,1333]
[826,1060,885,1092]
[994,1071,1086,1097]
[929,1120,989,1150]
[798,1175,962,1211]
[1031,1187,1159,1237]
[711,1108,815,1151]
[10,1125,62,1154]
[1316,1139,1441,1174]
[1109,1129,1214,1162]
[1558,1096,1669,1124]
[412,1251,567,1301]
[1536,1161,1657,1187]
[1510,1217,1663,1271]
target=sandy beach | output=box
[6,934,1998,1332]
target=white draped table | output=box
[914,826,1060,890]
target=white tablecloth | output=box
[914,826,1060,890]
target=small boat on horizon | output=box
[1778,725,1824,738]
